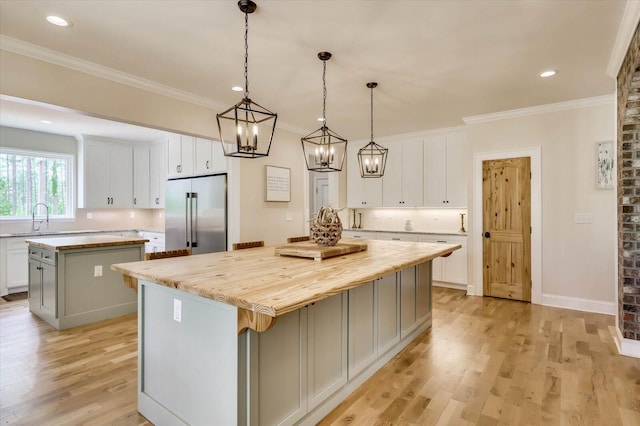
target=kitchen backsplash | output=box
[346,208,468,234]
[0,209,165,234]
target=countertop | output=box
[25,235,149,250]
[344,228,468,236]
[0,229,163,239]
[111,238,460,319]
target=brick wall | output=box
[617,23,640,340]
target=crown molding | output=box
[607,0,640,78]
[462,94,615,125]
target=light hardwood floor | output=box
[1,288,639,425]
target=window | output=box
[0,148,74,219]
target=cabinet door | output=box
[423,134,447,207]
[445,131,468,207]
[194,138,213,175]
[442,245,468,284]
[400,267,417,339]
[347,145,366,207]
[41,263,57,318]
[179,136,194,176]
[28,258,42,311]
[402,138,424,207]
[166,134,182,178]
[7,247,28,289]
[210,139,227,172]
[348,281,377,380]
[133,147,151,208]
[307,294,347,411]
[416,262,431,321]
[377,273,400,356]
[149,143,166,208]
[84,142,111,207]
[109,144,133,208]
[382,144,403,206]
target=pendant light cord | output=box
[370,86,374,142]
[244,11,249,99]
[322,59,327,124]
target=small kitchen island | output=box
[25,234,147,330]
[112,238,460,426]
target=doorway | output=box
[482,157,531,301]
[309,172,329,219]
[472,148,541,304]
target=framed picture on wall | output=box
[596,141,614,189]
[265,165,291,202]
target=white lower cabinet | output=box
[418,235,467,285]
[6,239,28,291]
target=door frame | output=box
[472,147,542,304]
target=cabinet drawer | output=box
[376,232,418,242]
[28,247,57,265]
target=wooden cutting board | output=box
[275,240,368,261]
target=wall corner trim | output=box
[462,95,615,125]
[614,327,640,359]
[607,0,640,78]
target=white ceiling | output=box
[0,0,630,143]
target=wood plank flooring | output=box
[1,288,639,425]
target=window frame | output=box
[0,147,76,221]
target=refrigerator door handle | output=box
[191,192,198,247]
[185,192,190,247]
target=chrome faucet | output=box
[32,203,49,232]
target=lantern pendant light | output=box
[301,52,347,172]
[357,82,388,178]
[217,0,277,158]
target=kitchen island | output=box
[112,238,460,425]
[25,234,147,330]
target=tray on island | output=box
[275,240,368,261]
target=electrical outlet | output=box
[574,213,593,224]
[86,212,93,219]
[94,265,103,277]
[285,213,293,221]
[130,211,135,218]
[173,299,182,322]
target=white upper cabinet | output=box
[382,138,423,207]
[149,142,166,208]
[167,134,194,178]
[79,138,133,209]
[346,143,382,208]
[423,131,468,208]
[133,147,150,208]
[195,138,226,175]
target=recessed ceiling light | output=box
[46,15,70,27]
[41,120,53,124]
[232,86,243,92]
[539,70,557,78]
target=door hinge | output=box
[530,172,532,179]
[530,226,532,234]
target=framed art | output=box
[265,165,291,202]
[596,141,614,189]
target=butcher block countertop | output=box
[25,235,149,251]
[111,238,460,328]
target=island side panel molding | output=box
[139,281,238,426]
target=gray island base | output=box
[112,239,460,425]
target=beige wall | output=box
[466,102,616,304]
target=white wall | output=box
[465,101,616,309]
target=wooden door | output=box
[482,157,531,301]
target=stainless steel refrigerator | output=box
[165,174,227,254]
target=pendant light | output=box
[357,82,388,178]
[302,52,347,172]
[217,0,277,158]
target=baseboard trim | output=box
[432,281,466,291]
[614,327,640,359]
[541,293,616,315]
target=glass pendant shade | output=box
[217,0,277,158]
[357,81,388,177]
[302,51,347,172]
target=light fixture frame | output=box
[302,51,348,173]
[217,0,277,158]
[357,82,388,178]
